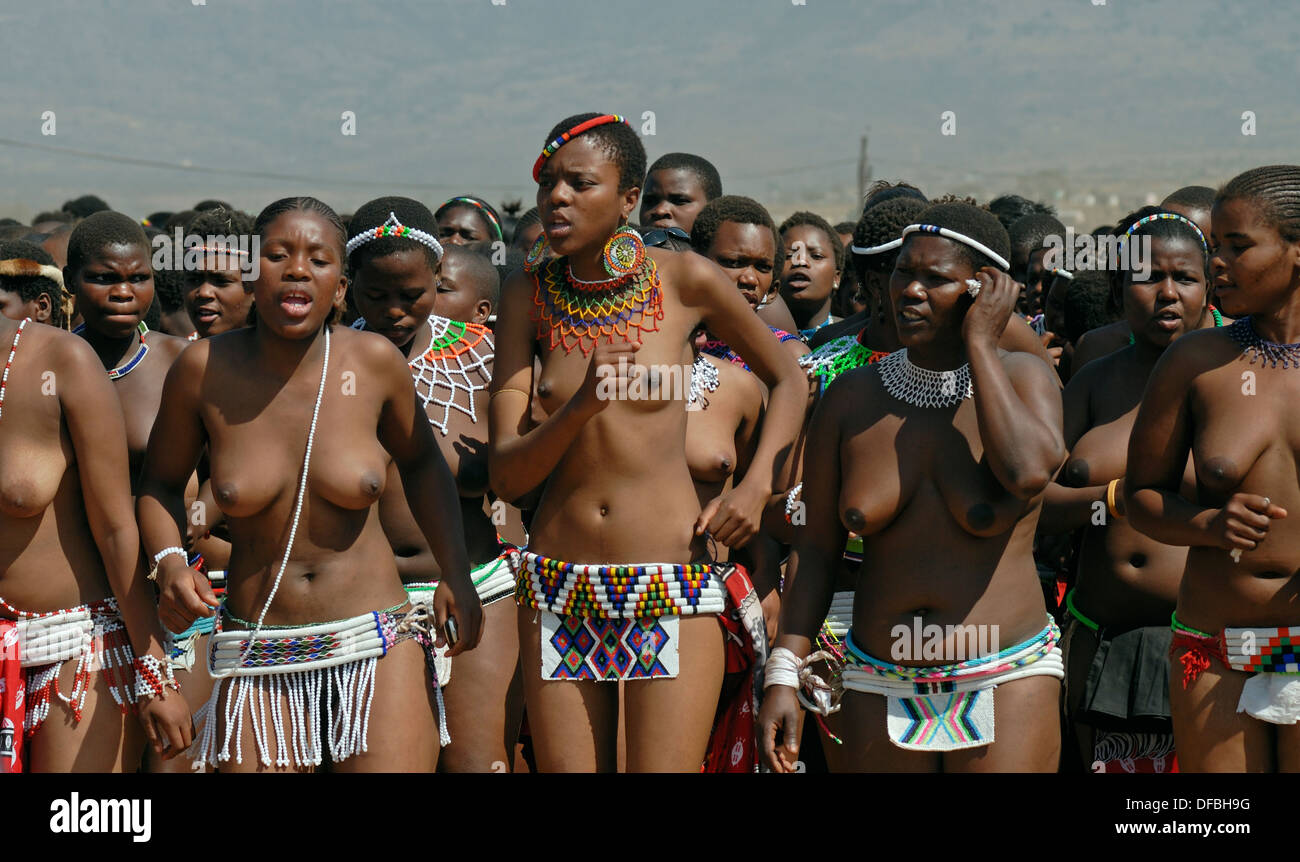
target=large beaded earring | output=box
[524,233,551,273]
[602,226,646,278]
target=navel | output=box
[1128,553,1147,569]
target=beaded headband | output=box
[441,196,503,241]
[345,212,444,261]
[900,224,1010,271]
[1121,212,1208,256]
[849,237,903,256]
[532,114,629,182]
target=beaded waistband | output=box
[514,551,726,620]
[210,600,415,678]
[844,618,1060,684]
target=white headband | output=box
[0,258,65,288]
[849,237,903,256]
[346,212,444,261]
[900,224,1010,271]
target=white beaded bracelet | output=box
[148,546,187,581]
[783,483,803,524]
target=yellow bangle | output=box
[490,387,531,401]
[1106,479,1123,519]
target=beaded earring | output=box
[524,234,551,273]
[602,226,646,278]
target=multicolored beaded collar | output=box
[531,253,663,357]
[532,115,629,182]
[800,325,886,391]
[352,314,494,435]
[73,320,150,380]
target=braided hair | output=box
[1217,165,1300,242]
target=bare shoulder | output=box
[1000,346,1058,388]
[657,246,724,305]
[333,323,407,374]
[146,330,188,363]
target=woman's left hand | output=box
[961,267,1021,348]
[696,480,769,549]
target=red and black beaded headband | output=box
[532,115,629,182]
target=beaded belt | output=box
[840,619,1063,751]
[191,600,448,769]
[0,596,134,734]
[513,551,727,682]
[514,551,726,620]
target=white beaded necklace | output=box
[688,353,720,407]
[0,318,28,422]
[877,347,973,408]
[240,327,331,660]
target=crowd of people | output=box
[1,112,1298,773]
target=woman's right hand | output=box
[157,558,219,634]
[1206,493,1287,551]
[573,340,640,415]
[758,685,803,773]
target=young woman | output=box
[779,211,844,341]
[137,196,482,773]
[638,152,721,233]
[689,195,809,364]
[1041,208,1216,772]
[436,196,505,247]
[66,212,188,489]
[760,202,1066,773]
[348,198,520,772]
[0,240,72,328]
[490,113,805,772]
[1127,166,1300,772]
[0,312,190,772]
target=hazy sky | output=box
[1,0,1297,220]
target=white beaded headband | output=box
[849,237,903,256]
[901,223,1010,271]
[345,212,444,261]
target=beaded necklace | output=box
[1228,315,1300,369]
[531,255,663,356]
[409,315,494,436]
[0,318,29,422]
[688,353,720,408]
[800,325,885,389]
[1128,305,1222,345]
[876,348,973,409]
[73,320,150,380]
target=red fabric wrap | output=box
[702,563,767,773]
[0,620,24,773]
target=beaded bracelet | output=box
[133,654,181,701]
[784,483,803,525]
[148,546,187,581]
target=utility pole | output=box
[858,134,872,198]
